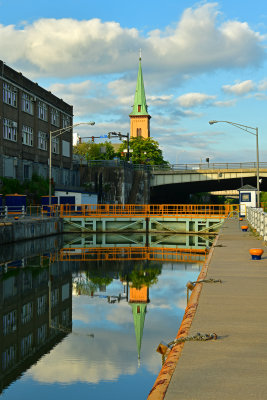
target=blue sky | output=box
[1,0,267,163]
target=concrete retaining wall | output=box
[0,217,63,244]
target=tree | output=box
[125,264,162,289]
[73,141,116,161]
[0,174,49,204]
[118,137,168,165]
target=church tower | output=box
[129,54,151,138]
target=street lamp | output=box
[108,131,130,161]
[209,120,260,208]
[49,121,95,206]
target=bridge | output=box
[148,162,267,202]
[47,204,239,234]
[150,162,267,188]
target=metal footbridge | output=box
[47,204,239,234]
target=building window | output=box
[138,105,141,112]
[24,165,30,180]
[62,140,70,157]
[37,269,48,285]
[51,315,59,330]
[62,308,70,326]
[51,108,60,127]
[62,114,71,129]
[3,118,17,142]
[3,310,17,335]
[52,137,59,154]
[22,92,35,114]
[51,288,59,307]
[3,82,17,107]
[38,101,48,121]
[21,302,33,324]
[22,271,32,292]
[240,193,251,202]
[136,128,142,137]
[38,131,48,151]
[37,324,47,345]
[3,276,18,299]
[21,333,33,357]
[22,125,33,146]
[37,295,47,316]
[2,345,17,370]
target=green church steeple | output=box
[130,54,149,116]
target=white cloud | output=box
[222,80,255,95]
[214,99,237,107]
[258,79,267,91]
[0,3,264,80]
[177,92,216,108]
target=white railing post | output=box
[247,206,267,241]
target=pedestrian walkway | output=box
[149,218,267,400]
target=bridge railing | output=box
[246,207,267,241]
[60,246,207,263]
[147,162,267,171]
[56,203,239,218]
[76,160,267,171]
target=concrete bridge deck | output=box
[148,218,267,400]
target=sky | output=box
[1,0,267,164]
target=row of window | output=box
[2,308,70,371]
[3,289,70,336]
[3,118,60,153]
[3,82,71,127]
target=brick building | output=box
[0,60,79,187]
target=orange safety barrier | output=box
[59,246,208,263]
[53,203,239,219]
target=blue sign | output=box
[100,135,108,138]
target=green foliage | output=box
[22,174,49,203]
[85,270,113,288]
[260,192,267,203]
[127,264,161,289]
[0,174,49,204]
[73,141,116,161]
[0,177,21,195]
[260,192,267,211]
[118,137,168,165]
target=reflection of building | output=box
[0,261,72,394]
[129,285,150,364]
[129,55,151,139]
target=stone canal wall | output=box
[0,217,63,244]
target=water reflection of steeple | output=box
[129,285,149,365]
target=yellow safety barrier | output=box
[59,246,208,263]
[54,204,239,219]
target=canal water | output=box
[0,233,213,399]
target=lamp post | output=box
[108,131,130,161]
[209,120,260,208]
[49,121,95,206]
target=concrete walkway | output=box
[164,219,267,400]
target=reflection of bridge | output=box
[60,247,207,263]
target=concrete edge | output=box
[147,234,220,400]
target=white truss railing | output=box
[246,207,267,241]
